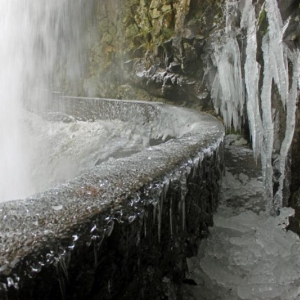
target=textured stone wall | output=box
[83,0,225,108]
[0,151,222,300]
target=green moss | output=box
[258,9,266,27]
[258,8,269,36]
[161,27,174,40]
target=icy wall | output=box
[211,0,300,214]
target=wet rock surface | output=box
[0,98,224,300]
[185,135,300,300]
[82,0,225,109]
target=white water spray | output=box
[0,1,93,201]
[0,2,35,201]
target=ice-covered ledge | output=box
[0,97,224,299]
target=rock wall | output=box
[83,0,225,108]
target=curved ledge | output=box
[0,97,224,299]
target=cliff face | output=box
[84,0,225,108]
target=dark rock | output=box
[167,62,182,73]
[278,0,299,20]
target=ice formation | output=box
[188,207,300,300]
[211,0,300,213]
[186,135,300,300]
[211,0,244,130]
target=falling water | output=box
[0,1,95,201]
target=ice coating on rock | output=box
[241,0,263,161]
[212,0,300,212]
[186,135,300,300]
[0,99,224,291]
[189,208,300,300]
[211,28,244,130]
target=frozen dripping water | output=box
[211,0,300,212]
[241,0,263,162]
[211,36,244,130]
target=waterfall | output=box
[0,1,94,202]
[211,0,300,214]
[0,1,35,201]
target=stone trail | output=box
[185,135,300,300]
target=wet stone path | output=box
[185,135,300,300]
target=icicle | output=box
[265,0,289,106]
[214,0,299,213]
[211,0,245,130]
[179,173,188,231]
[182,196,186,232]
[212,38,244,129]
[157,196,162,243]
[153,202,157,225]
[241,0,263,160]
[158,180,169,242]
[169,200,173,237]
[261,35,275,212]
[274,50,299,210]
[144,213,147,238]
[261,0,298,212]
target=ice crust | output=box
[187,136,300,300]
[211,0,300,213]
[193,207,300,300]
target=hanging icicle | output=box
[211,0,300,214]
